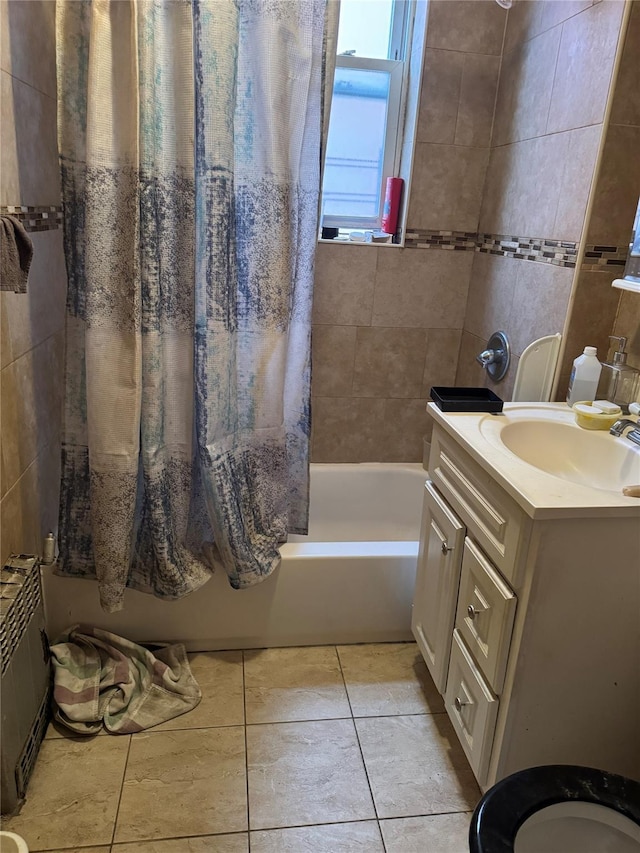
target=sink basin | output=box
[479,409,640,493]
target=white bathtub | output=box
[43,463,427,649]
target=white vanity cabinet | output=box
[412,419,640,790]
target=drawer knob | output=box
[441,542,453,555]
[454,696,470,712]
[467,604,487,620]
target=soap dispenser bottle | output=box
[596,336,640,413]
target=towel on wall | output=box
[50,625,202,734]
[0,215,33,293]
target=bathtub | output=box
[43,463,427,650]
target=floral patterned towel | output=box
[50,625,201,734]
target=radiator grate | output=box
[1,563,42,677]
[15,684,51,799]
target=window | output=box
[320,0,412,233]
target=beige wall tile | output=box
[115,728,247,842]
[380,813,473,853]
[479,133,568,238]
[244,646,350,724]
[1,72,60,206]
[312,243,377,326]
[587,124,640,246]
[311,396,427,463]
[547,0,625,134]
[503,0,545,54]
[337,642,444,716]
[613,290,640,371]
[408,143,489,231]
[0,68,19,203]
[416,49,464,145]
[311,397,386,462]
[455,330,486,387]
[426,0,506,55]
[1,0,56,97]
[355,714,480,818]
[559,269,622,379]
[455,53,500,148]
[464,253,518,342]
[1,329,64,497]
[553,125,602,242]
[4,736,129,850]
[251,822,384,853]
[246,719,375,829]
[311,324,356,397]
[352,326,428,398]
[372,248,472,329]
[538,0,596,33]
[493,28,561,147]
[1,437,61,565]
[0,228,68,368]
[379,398,431,462]
[421,328,462,395]
[610,0,640,127]
[508,261,574,357]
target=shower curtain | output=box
[56,0,338,612]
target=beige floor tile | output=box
[40,849,111,853]
[114,728,247,843]
[246,719,376,830]
[44,720,108,738]
[355,715,480,819]
[250,820,385,852]
[380,813,473,853]
[113,834,249,852]
[4,736,129,850]
[244,646,351,724]
[149,651,244,731]
[337,643,444,716]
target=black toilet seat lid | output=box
[469,764,640,853]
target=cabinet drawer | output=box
[412,481,465,694]
[445,630,499,786]
[456,538,516,694]
[429,427,529,586]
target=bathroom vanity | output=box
[412,402,640,790]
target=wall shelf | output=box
[612,278,640,294]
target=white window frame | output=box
[320,1,413,233]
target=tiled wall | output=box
[458,0,627,401]
[0,1,67,566]
[559,0,640,389]
[311,0,505,462]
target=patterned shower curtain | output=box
[56,0,337,612]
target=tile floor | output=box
[4,643,480,852]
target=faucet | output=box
[610,419,640,446]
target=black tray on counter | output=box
[430,386,504,413]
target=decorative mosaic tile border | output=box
[403,230,478,251]
[477,233,578,267]
[0,205,63,232]
[404,229,579,268]
[580,244,628,272]
[404,229,630,272]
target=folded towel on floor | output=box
[0,215,33,293]
[50,625,202,735]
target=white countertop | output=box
[427,402,640,519]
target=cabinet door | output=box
[455,538,517,695]
[412,481,465,694]
[445,630,499,786]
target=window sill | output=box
[317,235,405,248]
